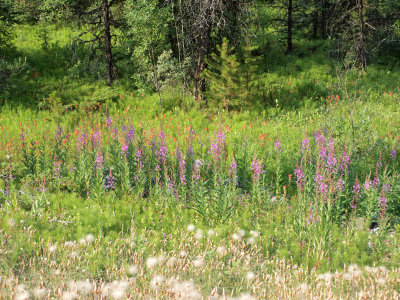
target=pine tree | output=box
[238,38,260,107]
[204,38,241,111]
[204,38,260,111]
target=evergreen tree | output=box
[204,38,260,111]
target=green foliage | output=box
[204,38,261,111]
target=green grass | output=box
[1,24,400,299]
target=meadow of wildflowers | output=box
[1,89,400,299]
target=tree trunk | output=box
[193,24,211,103]
[357,0,367,69]
[321,0,327,39]
[312,0,318,39]
[102,0,114,86]
[287,0,293,53]
[193,53,206,102]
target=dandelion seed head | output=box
[232,233,241,241]
[297,283,308,294]
[179,250,187,258]
[246,271,256,281]
[377,277,386,286]
[343,273,353,281]
[49,244,57,253]
[150,275,165,290]
[167,257,178,267]
[62,291,78,300]
[247,237,255,245]
[192,258,204,267]
[85,234,95,243]
[146,256,159,269]
[64,241,75,247]
[216,246,227,256]
[128,264,139,276]
[249,230,260,238]
[33,287,47,298]
[195,229,203,240]
[208,229,216,237]
[187,224,195,232]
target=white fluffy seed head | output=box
[187,224,195,232]
[33,287,47,298]
[128,264,139,276]
[377,277,386,286]
[232,233,241,241]
[247,237,255,245]
[249,230,260,238]
[146,256,159,269]
[49,244,57,253]
[85,234,95,243]
[62,291,78,300]
[193,258,204,267]
[208,229,216,237]
[179,250,187,258]
[195,229,203,240]
[246,271,256,281]
[150,275,165,290]
[216,246,227,256]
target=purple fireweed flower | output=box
[104,170,115,190]
[106,116,112,127]
[121,143,128,156]
[251,160,263,182]
[339,150,350,173]
[376,155,383,171]
[77,132,88,151]
[378,195,387,211]
[378,184,389,213]
[168,175,176,193]
[54,126,63,141]
[337,177,345,191]
[210,131,225,162]
[306,212,320,225]
[364,177,373,191]
[294,166,305,190]
[325,138,337,174]
[177,148,186,186]
[274,136,281,152]
[135,149,144,169]
[314,172,328,198]
[351,176,361,209]
[301,137,309,153]
[40,178,47,193]
[158,130,168,164]
[230,160,237,176]
[94,151,104,170]
[126,127,135,144]
[20,132,27,144]
[230,159,237,185]
[391,149,397,161]
[91,131,102,149]
[314,132,327,161]
[53,158,62,178]
[373,173,380,190]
